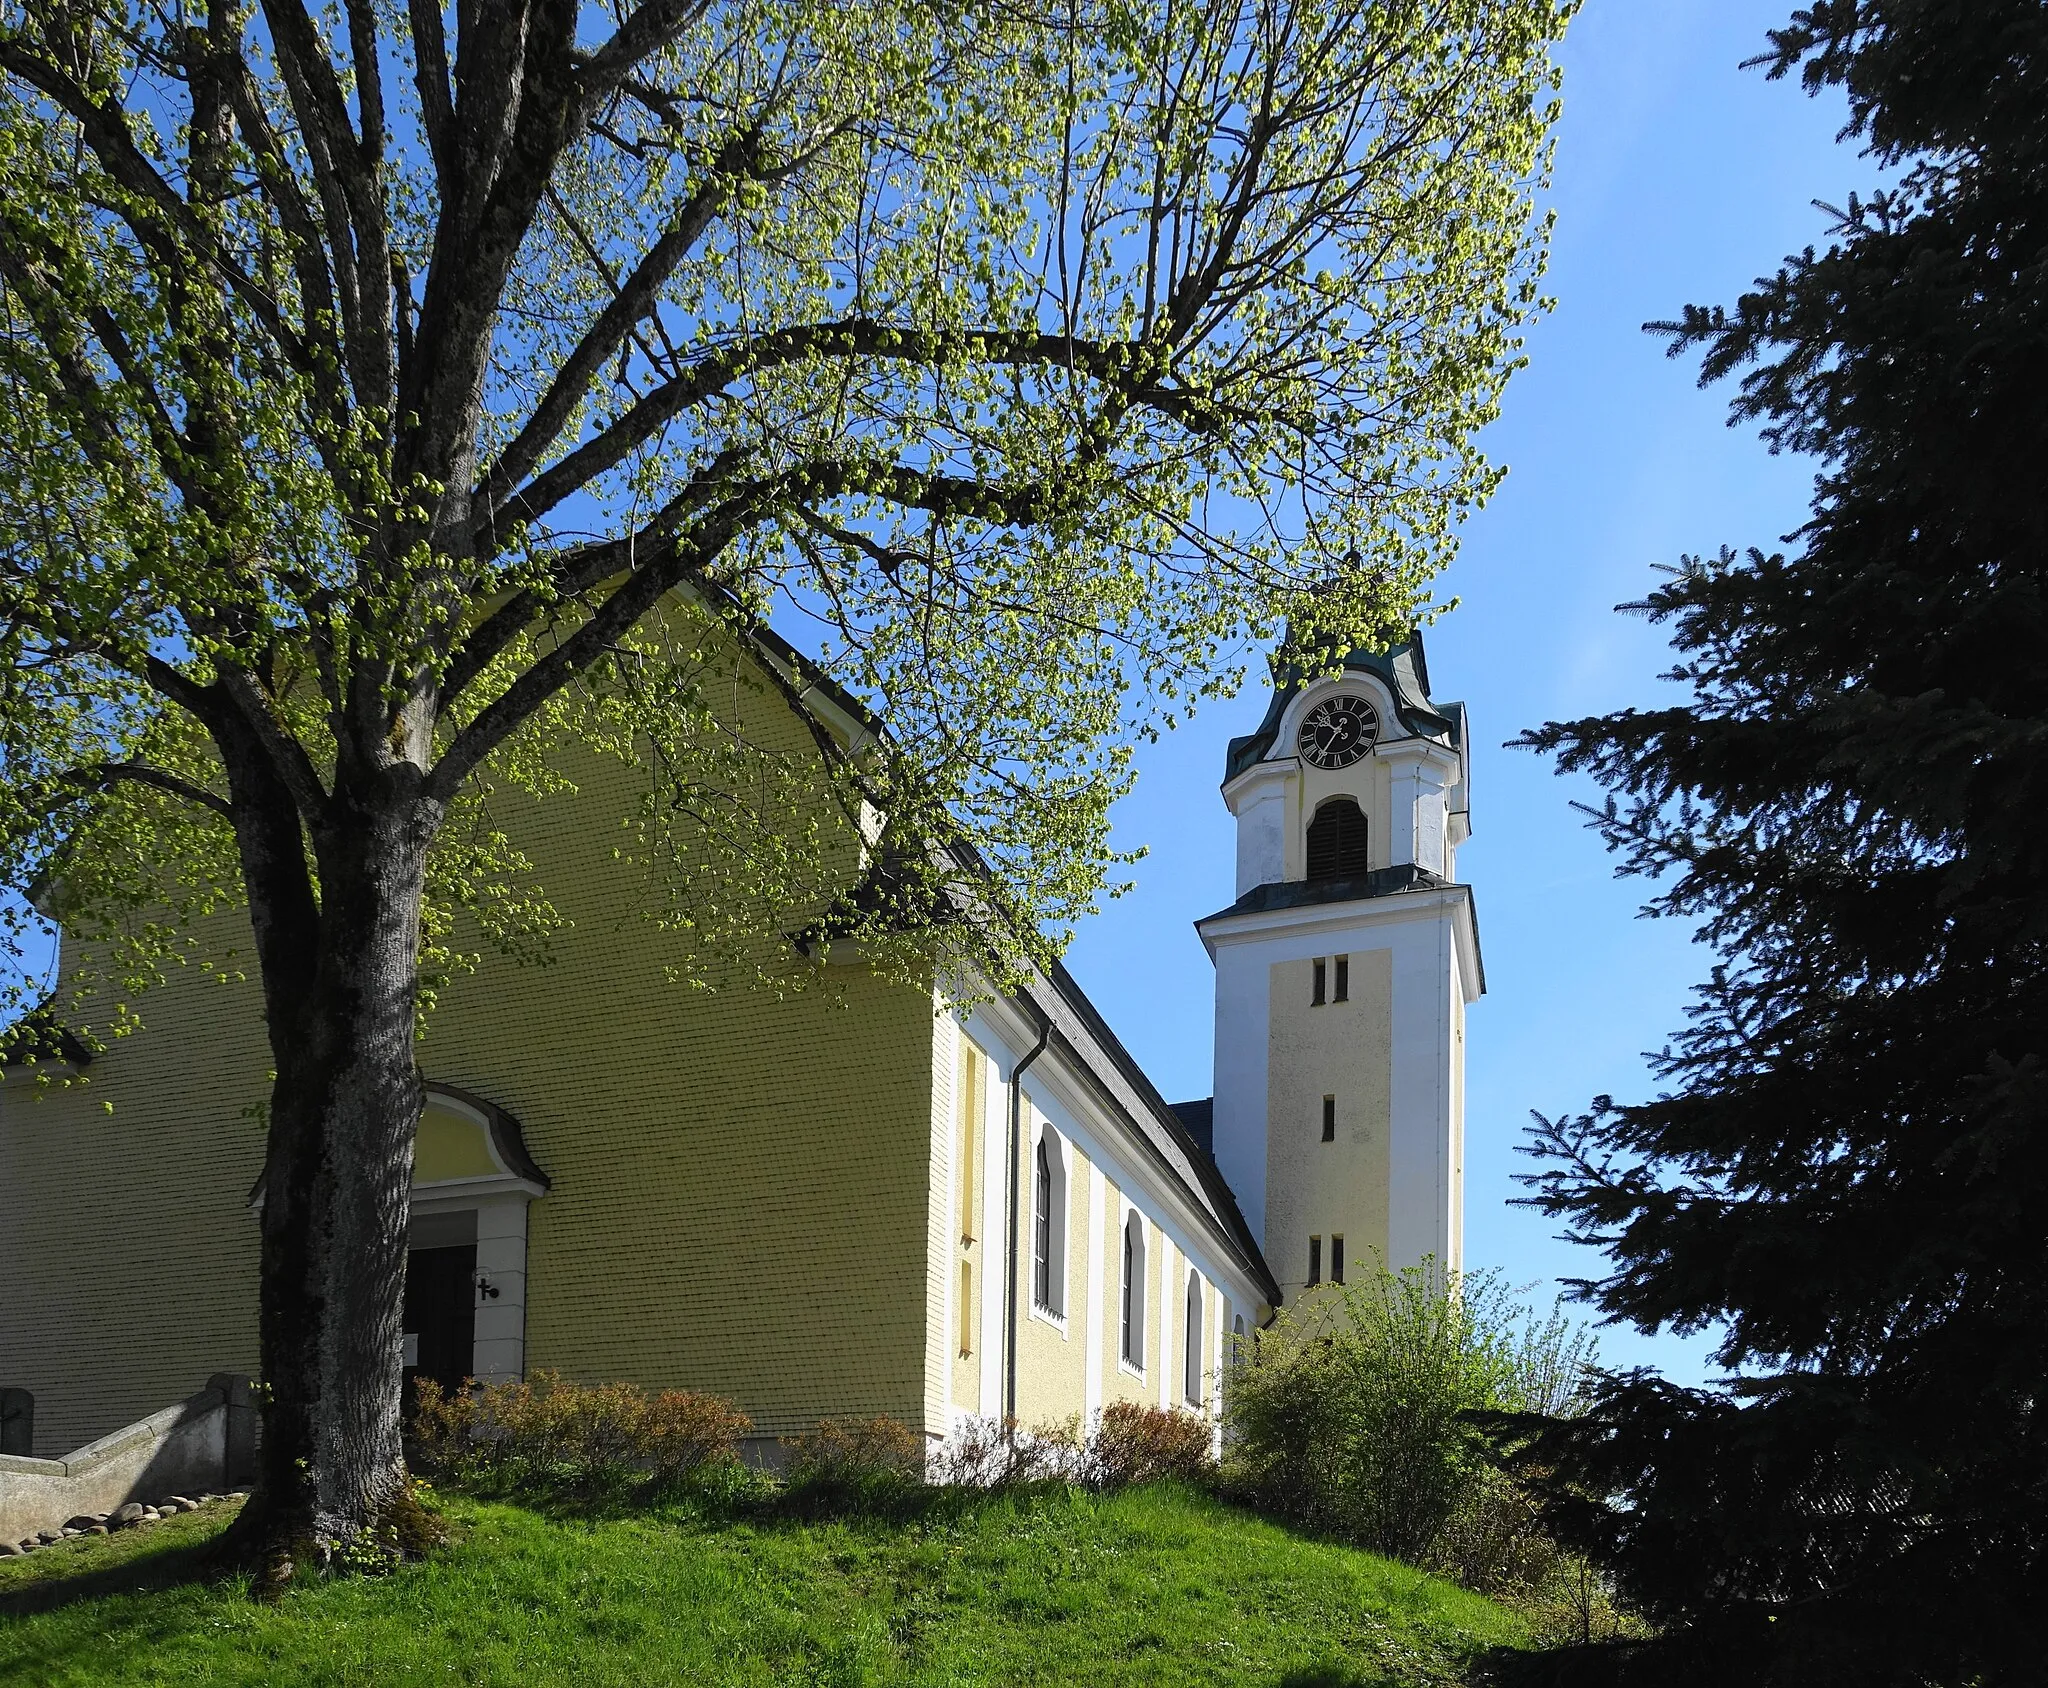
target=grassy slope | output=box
[0,1485,1528,1687]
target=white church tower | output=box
[1196,637,1482,1305]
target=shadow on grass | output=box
[1473,1638,1662,1688]
[0,1532,234,1620]
[451,1463,1089,1534]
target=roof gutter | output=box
[1002,1012,1053,1436]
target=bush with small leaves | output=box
[1221,1259,1597,1592]
[782,1416,928,1505]
[1083,1402,1214,1491]
[411,1371,750,1501]
[928,1415,1084,1490]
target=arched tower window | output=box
[1306,798,1369,881]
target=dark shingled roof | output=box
[0,1004,94,1068]
[1225,632,1463,783]
[1169,1097,1215,1158]
[1033,962,1278,1306]
[1200,862,1454,924]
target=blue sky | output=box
[1065,0,1863,1384]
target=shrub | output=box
[1221,1260,1596,1588]
[929,1415,1083,1489]
[782,1415,927,1504]
[412,1370,750,1501]
[1083,1402,1214,1490]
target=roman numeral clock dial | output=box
[1296,695,1380,769]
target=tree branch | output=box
[49,761,234,819]
[471,154,750,520]
[409,0,457,182]
[479,319,1213,544]
[573,0,715,119]
[211,666,334,824]
[0,38,315,376]
[428,489,763,798]
[260,0,392,412]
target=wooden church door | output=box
[403,1243,478,1398]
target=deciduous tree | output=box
[0,0,1564,1572]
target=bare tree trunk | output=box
[218,789,442,1581]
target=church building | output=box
[0,632,1478,1464]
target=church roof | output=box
[1224,632,1463,783]
[1168,1097,1214,1157]
[1022,961,1278,1306]
[765,628,1279,1305]
[1200,861,1454,922]
[0,1001,94,1068]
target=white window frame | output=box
[1029,1120,1070,1328]
[1118,1208,1148,1377]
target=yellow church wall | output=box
[0,633,952,1454]
[1097,1180,1163,1410]
[1009,1118,1091,1428]
[948,1035,988,1414]
[1265,948,1393,1301]
[412,751,940,1442]
[0,927,271,1457]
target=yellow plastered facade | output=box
[0,638,1268,1458]
[414,1104,502,1183]
[948,1036,986,1413]
[1008,1111,1090,1428]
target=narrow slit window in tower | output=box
[1334,955,1349,1002]
[1311,958,1327,1005]
[1322,1095,1336,1141]
[1331,1235,1345,1284]
[1307,1235,1322,1287]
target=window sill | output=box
[1117,1359,1147,1382]
[1028,1301,1068,1336]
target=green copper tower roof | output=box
[1224,631,1462,783]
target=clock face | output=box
[1296,695,1380,769]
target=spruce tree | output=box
[1509,4,2048,1682]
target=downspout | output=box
[1003,1015,1054,1435]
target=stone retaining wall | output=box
[0,1374,256,1550]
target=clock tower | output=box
[1195,636,1482,1303]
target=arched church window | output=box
[1121,1212,1147,1367]
[1306,798,1369,880]
[1033,1139,1053,1310]
[1183,1271,1204,1406]
[1033,1128,1067,1317]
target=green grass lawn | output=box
[0,1484,1529,1686]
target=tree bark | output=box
[218,780,443,1579]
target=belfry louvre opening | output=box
[1307,799,1369,880]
